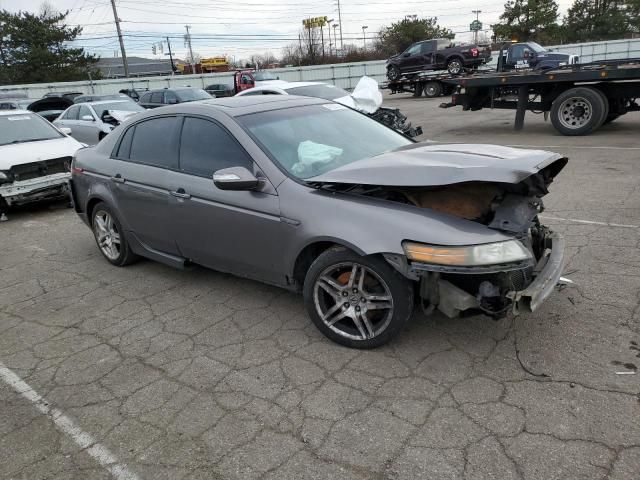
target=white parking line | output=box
[540,215,639,229]
[0,361,140,480]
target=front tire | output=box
[91,202,138,266]
[387,65,400,81]
[303,247,414,349]
[423,81,442,98]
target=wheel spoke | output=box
[95,216,107,234]
[353,311,373,339]
[111,232,120,245]
[323,302,346,326]
[318,275,343,298]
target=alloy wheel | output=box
[313,262,394,341]
[448,59,462,74]
[93,210,121,260]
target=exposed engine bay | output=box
[312,155,567,318]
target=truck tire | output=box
[412,85,423,97]
[550,87,606,136]
[423,81,442,98]
[387,65,400,81]
[446,57,464,75]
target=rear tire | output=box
[91,202,138,267]
[387,65,400,81]
[303,247,414,349]
[423,81,443,98]
[550,87,606,136]
[446,57,464,75]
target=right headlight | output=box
[402,240,533,267]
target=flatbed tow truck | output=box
[439,56,640,135]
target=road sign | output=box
[470,20,482,31]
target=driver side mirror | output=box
[59,127,72,135]
[81,115,94,121]
[403,52,411,57]
[213,166,259,191]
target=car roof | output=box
[136,95,327,118]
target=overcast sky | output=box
[1,0,575,61]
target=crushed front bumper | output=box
[508,232,565,313]
[0,172,71,206]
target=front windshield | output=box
[176,88,212,102]
[285,84,349,100]
[528,42,546,53]
[0,113,62,146]
[94,101,143,119]
[238,104,412,179]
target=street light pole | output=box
[327,18,334,56]
[332,24,339,57]
[472,10,482,44]
[362,25,368,51]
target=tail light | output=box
[471,48,479,57]
[72,166,84,174]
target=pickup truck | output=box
[386,38,491,79]
[499,42,579,71]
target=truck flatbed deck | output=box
[439,58,640,135]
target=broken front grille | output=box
[9,157,71,182]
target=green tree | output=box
[493,0,561,43]
[377,17,453,55]
[0,8,100,85]
[563,0,631,42]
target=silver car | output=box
[54,100,144,145]
[70,96,567,348]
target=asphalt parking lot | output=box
[1,95,639,480]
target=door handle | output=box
[110,174,125,184]
[170,188,191,199]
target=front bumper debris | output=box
[0,172,71,206]
[508,232,565,313]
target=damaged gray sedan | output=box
[71,96,567,348]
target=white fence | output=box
[2,38,640,97]
[0,61,388,97]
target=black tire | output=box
[302,247,414,349]
[423,81,442,98]
[550,87,606,136]
[91,202,138,267]
[412,85,423,97]
[592,88,610,128]
[446,57,464,75]
[387,65,400,81]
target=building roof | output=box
[96,56,185,79]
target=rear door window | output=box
[179,117,252,178]
[128,117,179,169]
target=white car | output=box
[0,110,84,221]
[235,78,383,114]
[54,99,144,145]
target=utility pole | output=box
[333,24,338,57]
[327,18,334,56]
[184,25,195,74]
[362,25,368,51]
[336,0,343,52]
[166,36,175,74]
[110,0,129,77]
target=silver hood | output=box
[308,143,567,186]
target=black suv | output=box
[138,87,212,109]
[386,38,492,79]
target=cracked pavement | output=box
[0,97,639,479]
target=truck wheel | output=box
[446,57,464,75]
[423,81,442,98]
[412,85,422,97]
[550,87,606,136]
[387,65,400,81]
